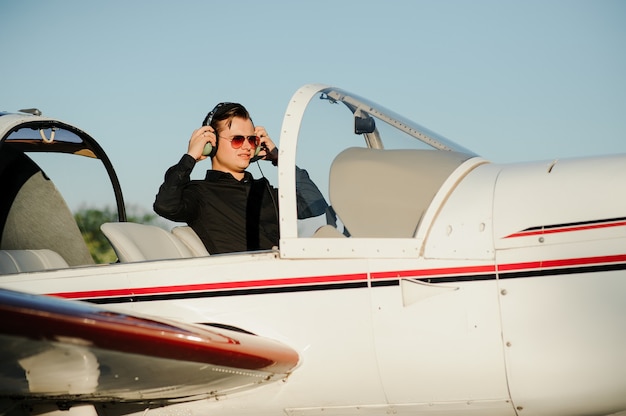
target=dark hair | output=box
[202,102,253,135]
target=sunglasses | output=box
[220,135,260,149]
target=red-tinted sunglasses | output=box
[220,135,260,149]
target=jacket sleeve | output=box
[295,167,328,219]
[153,154,198,222]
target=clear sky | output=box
[2,0,625,213]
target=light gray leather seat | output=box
[171,226,210,257]
[326,147,471,238]
[101,222,198,263]
[0,249,69,274]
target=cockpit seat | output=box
[0,146,94,266]
[327,147,471,238]
[171,226,210,257]
[0,249,69,275]
[101,222,201,262]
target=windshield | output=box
[290,86,477,240]
[320,88,476,153]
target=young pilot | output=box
[154,102,327,254]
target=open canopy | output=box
[0,112,126,221]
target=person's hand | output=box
[255,126,279,164]
[187,126,216,161]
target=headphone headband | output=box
[203,102,233,127]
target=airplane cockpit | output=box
[278,85,485,259]
[0,85,486,271]
[292,86,478,239]
[0,113,127,271]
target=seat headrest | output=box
[101,222,194,262]
[329,147,471,238]
[0,249,69,275]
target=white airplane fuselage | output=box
[2,153,625,416]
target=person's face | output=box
[211,116,256,179]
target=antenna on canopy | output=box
[19,108,42,116]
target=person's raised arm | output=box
[153,127,215,221]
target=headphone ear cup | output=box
[202,134,218,157]
[202,103,225,158]
[202,142,214,157]
[254,144,262,157]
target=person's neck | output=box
[211,160,246,181]
[230,171,245,181]
[213,167,246,181]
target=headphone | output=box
[201,102,262,158]
[201,102,227,157]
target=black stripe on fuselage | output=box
[87,281,369,305]
[84,262,626,305]
[521,217,626,232]
[499,261,626,280]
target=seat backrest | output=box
[329,147,470,238]
[0,249,69,275]
[171,226,210,256]
[101,222,194,262]
[0,146,94,266]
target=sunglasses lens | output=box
[229,135,260,149]
[231,136,246,148]
[248,136,260,147]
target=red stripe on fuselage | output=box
[371,264,496,281]
[50,255,626,301]
[497,254,626,272]
[52,272,369,299]
[505,220,626,239]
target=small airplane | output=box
[1,84,625,416]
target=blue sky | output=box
[1,0,625,213]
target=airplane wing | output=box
[0,288,299,404]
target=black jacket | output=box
[154,154,326,254]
